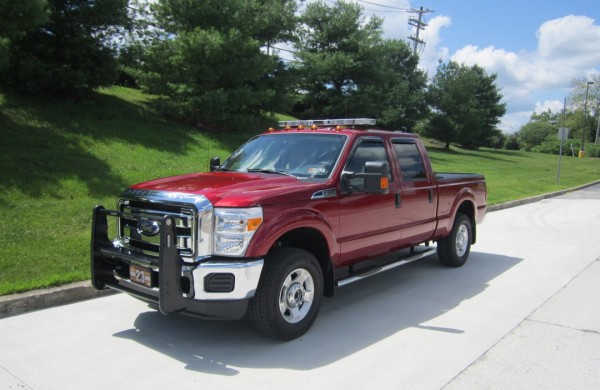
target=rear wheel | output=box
[248,247,323,340]
[437,213,472,267]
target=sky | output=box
[296,0,600,133]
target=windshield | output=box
[221,133,347,179]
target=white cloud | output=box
[494,99,567,133]
[419,15,452,73]
[499,111,532,133]
[425,14,600,132]
[291,3,599,133]
[373,1,412,41]
[534,100,566,115]
[537,15,600,64]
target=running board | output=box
[336,248,437,287]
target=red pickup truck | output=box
[92,118,486,340]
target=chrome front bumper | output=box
[91,206,263,320]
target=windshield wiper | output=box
[246,168,298,178]
[214,166,235,172]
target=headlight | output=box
[214,207,263,256]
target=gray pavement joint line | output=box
[1,364,34,390]
[522,256,600,336]
[441,255,600,389]
[1,180,600,319]
[524,317,600,336]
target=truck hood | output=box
[129,171,326,207]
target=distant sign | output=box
[558,127,569,140]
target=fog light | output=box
[204,273,235,293]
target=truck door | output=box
[338,137,401,265]
[391,139,437,245]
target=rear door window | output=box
[392,141,427,181]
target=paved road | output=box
[1,185,599,390]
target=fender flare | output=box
[245,207,339,262]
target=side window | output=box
[344,138,391,192]
[393,142,427,181]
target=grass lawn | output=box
[1,86,599,295]
[425,142,600,204]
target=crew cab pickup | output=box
[92,118,486,340]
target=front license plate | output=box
[130,264,152,288]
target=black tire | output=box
[437,213,472,267]
[248,247,323,340]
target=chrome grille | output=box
[120,201,196,257]
[116,190,214,262]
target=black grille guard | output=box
[91,205,187,314]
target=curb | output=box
[2,180,599,320]
[486,179,600,212]
[0,281,117,319]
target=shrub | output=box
[504,134,520,150]
[585,143,600,158]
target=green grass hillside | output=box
[425,142,600,203]
[0,87,257,295]
[1,86,599,295]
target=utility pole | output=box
[408,6,434,55]
[595,96,600,143]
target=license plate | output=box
[130,264,152,288]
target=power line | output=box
[356,0,410,10]
[323,0,408,13]
[270,46,296,54]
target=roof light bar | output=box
[278,118,376,128]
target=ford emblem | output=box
[137,220,160,237]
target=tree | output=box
[377,39,428,130]
[517,109,559,151]
[504,133,520,150]
[290,1,427,127]
[2,0,129,98]
[518,121,557,151]
[134,0,297,130]
[424,61,506,149]
[0,0,48,74]
[569,76,599,145]
[291,1,387,119]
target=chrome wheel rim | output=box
[455,224,469,257]
[279,268,314,324]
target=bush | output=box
[532,135,562,155]
[504,134,520,150]
[586,143,600,158]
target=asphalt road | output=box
[1,185,599,390]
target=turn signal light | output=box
[247,217,263,232]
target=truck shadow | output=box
[113,251,521,375]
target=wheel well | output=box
[457,201,477,244]
[272,228,335,297]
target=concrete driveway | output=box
[1,185,599,389]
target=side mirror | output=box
[209,157,221,172]
[342,161,390,194]
[362,161,390,194]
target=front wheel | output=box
[437,213,472,267]
[248,247,323,340]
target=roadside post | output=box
[557,127,569,186]
[557,97,568,186]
